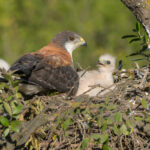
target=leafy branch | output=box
[0,71,24,138]
[122,22,150,63]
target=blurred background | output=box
[0,0,138,69]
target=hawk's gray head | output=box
[51,31,87,56]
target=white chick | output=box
[76,54,116,97]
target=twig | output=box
[80,66,90,78]
[139,68,149,88]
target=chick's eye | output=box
[69,36,75,41]
[106,61,111,64]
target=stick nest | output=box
[0,65,150,150]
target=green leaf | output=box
[102,123,107,133]
[106,118,112,125]
[126,121,133,133]
[132,58,145,62]
[99,107,104,114]
[129,38,141,43]
[97,118,102,127]
[122,35,137,39]
[146,116,150,122]
[103,144,113,150]
[13,104,23,115]
[81,138,90,149]
[107,105,116,110]
[114,112,122,123]
[141,99,147,109]
[91,134,101,140]
[10,120,21,132]
[120,124,129,135]
[3,102,12,115]
[4,128,10,136]
[100,134,108,144]
[127,52,140,57]
[0,104,3,111]
[135,116,143,121]
[0,83,7,90]
[2,73,11,81]
[140,45,148,53]
[16,93,22,99]
[143,32,148,43]
[63,119,72,130]
[126,120,132,128]
[0,116,10,127]
[113,125,121,136]
[6,95,13,101]
[105,97,110,105]
[136,22,141,32]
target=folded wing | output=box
[10,53,79,95]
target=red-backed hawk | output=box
[10,31,87,96]
[76,54,116,97]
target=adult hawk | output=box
[76,54,116,97]
[10,31,87,96]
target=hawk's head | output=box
[98,54,116,73]
[51,31,87,56]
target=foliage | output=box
[122,22,150,64]
[0,72,23,137]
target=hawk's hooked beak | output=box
[79,37,87,46]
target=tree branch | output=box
[121,0,150,40]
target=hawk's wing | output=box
[28,55,79,95]
[10,54,79,95]
[10,53,42,77]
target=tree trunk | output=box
[121,0,150,40]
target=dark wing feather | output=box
[10,54,42,77]
[29,55,79,95]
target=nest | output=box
[1,65,150,150]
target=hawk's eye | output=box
[106,60,111,64]
[69,36,75,41]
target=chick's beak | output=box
[79,37,87,46]
[98,59,105,66]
